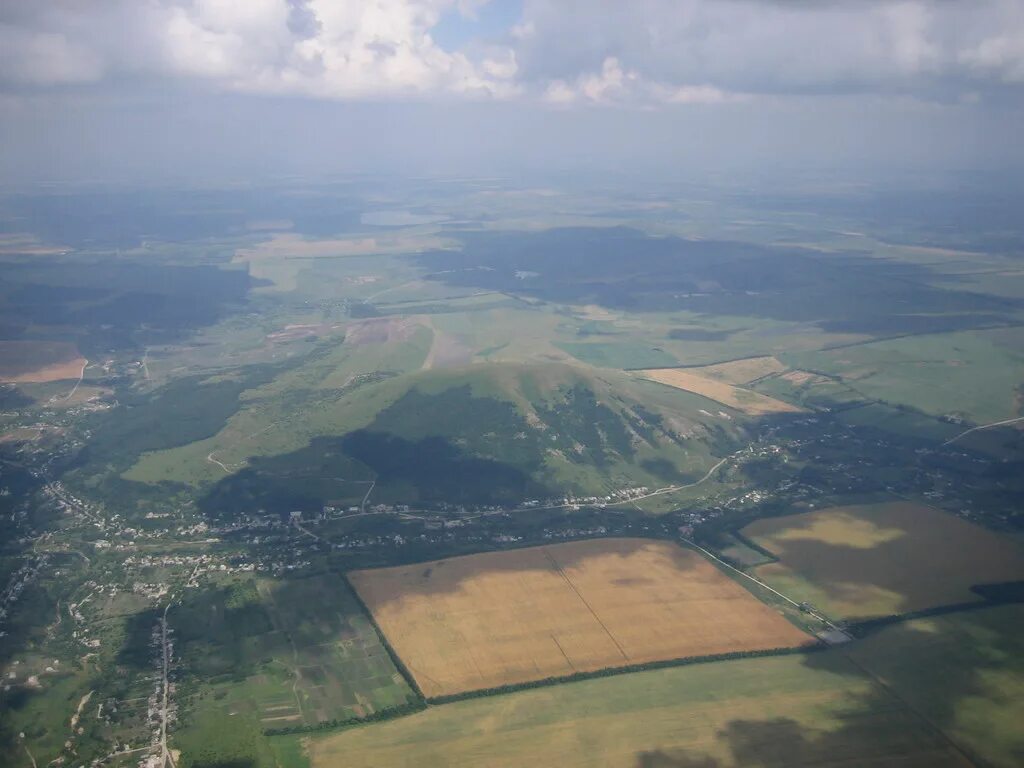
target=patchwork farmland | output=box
[348,538,812,698]
[743,502,1024,620]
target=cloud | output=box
[0,0,1022,107]
[0,25,105,85]
[543,57,734,106]
[517,0,1024,104]
[0,0,518,99]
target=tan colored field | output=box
[637,368,802,415]
[780,369,829,386]
[692,355,787,384]
[344,316,425,346]
[744,502,1024,619]
[0,341,86,383]
[348,538,811,698]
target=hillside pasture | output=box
[637,367,802,416]
[0,340,86,383]
[348,538,811,698]
[743,502,1024,620]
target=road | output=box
[360,479,376,512]
[942,415,1024,446]
[293,520,327,545]
[206,452,232,473]
[63,359,88,401]
[521,449,741,514]
[605,452,736,507]
[158,603,175,768]
[684,538,849,639]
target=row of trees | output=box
[427,645,825,705]
[263,700,426,736]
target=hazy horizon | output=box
[2,0,1023,186]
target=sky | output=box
[1,0,1023,185]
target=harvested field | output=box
[348,538,812,698]
[266,323,341,343]
[779,369,830,386]
[0,341,86,383]
[637,368,801,415]
[744,502,1024,619]
[344,317,425,347]
[692,355,787,384]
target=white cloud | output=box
[959,29,1024,83]
[544,57,736,106]
[0,0,517,99]
[518,0,1024,104]
[0,0,1022,106]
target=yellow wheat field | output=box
[348,538,812,697]
[637,368,802,415]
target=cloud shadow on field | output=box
[631,608,1024,767]
[741,503,1024,619]
[416,227,1023,327]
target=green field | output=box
[313,653,949,768]
[308,605,1024,767]
[846,605,1024,768]
[782,330,1024,425]
[171,572,415,765]
[744,502,1024,620]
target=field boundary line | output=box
[340,574,426,702]
[846,593,1024,637]
[841,651,979,768]
[683,538,845,636]
[542,547,630,663]
[424,644,825,706]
